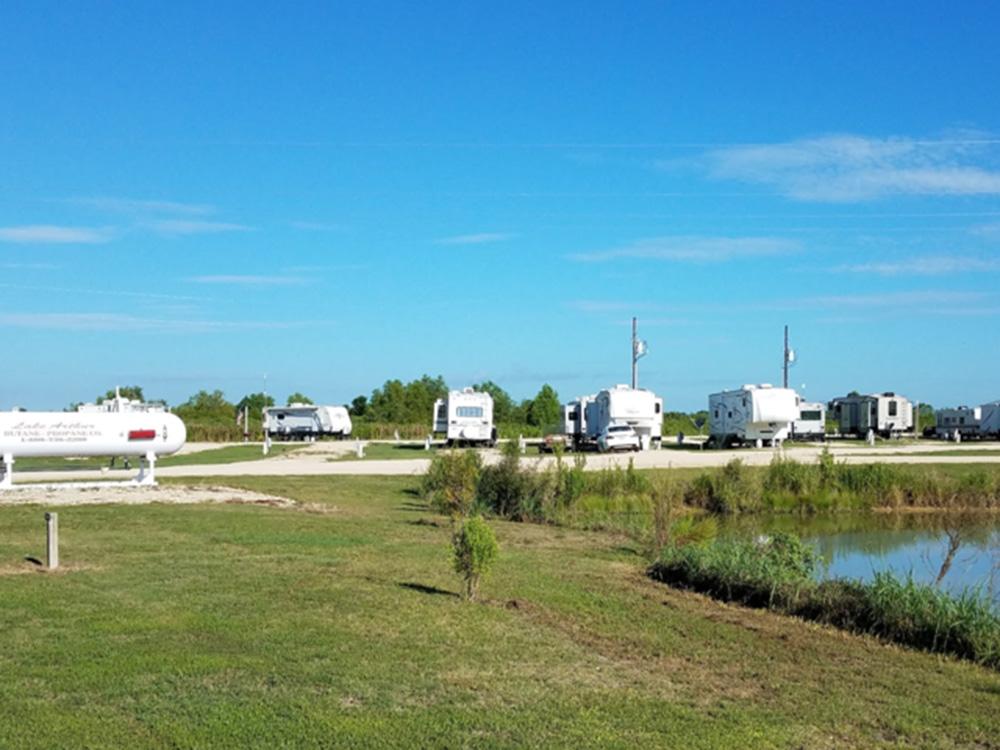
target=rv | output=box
[830,392,913,438]
[791,400,826,441]
[263,404,352,441]
[432,388,496,446]
[564,386,663,450]
[708,384,799,447]
[934,406,981,440]
[977,401,1000,438]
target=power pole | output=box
[631,317,638,389]
[783,325,790,389]
[631,317,648,389]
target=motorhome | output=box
[263,404,352,441]
[432,388,496,446]
[791,400,826,441]
[830,392,913,438]
[934,406,981,440]
[564,386,662,450]
[708,384,799,447]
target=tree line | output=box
[73,378,565,441]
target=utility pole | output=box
[783,324,794,389]
[631,317,648,389]
[631,317,638,389]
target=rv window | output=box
[800,410,821,421]
[569,409,578,419]
[727,411,732,418]
[714,410,719,418]
[888,401,898,416]
[457,406,484,418]
[655,403,661,414]
[436,405,447,419]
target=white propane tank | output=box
[0,411,186,458]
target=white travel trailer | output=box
[791,400,826,441]
[433,388,496,446]
[263,404,352,441]
[977,401,1000,438]
[709,384,799,448]
[830,392,913,438]
[564,386,663,450]
[934,406,982,440]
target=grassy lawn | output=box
[13,444,302,472]
[1,475,998,748]
[331,442,440,461]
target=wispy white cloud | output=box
[0,262,59,270]
[833,256,1000,275]
[781,290,989,309]
[0,312,327,333]
[148,219,254,235]
[290,220,345,232]
[569,235,798,263]
[0,283,203,301]
[186,274,306,286]
[68,196,215,215]
[702,134,1000,201]
[0,225,114,244]
[436,232,514,245]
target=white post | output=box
[45,512,59,570]
[424,435,431,451]
[356,440,365,458]
[1,453,12,489]
[518,434,526,454]
[867,429,876,447]
[263,433,271,456]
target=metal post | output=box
[45,512,59,570]
[783,325,789,389]
[631,317,638,389]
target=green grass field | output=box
[1,475,998,748]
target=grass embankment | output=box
[1,475,998,748]
[649,535,1000,669]
[13,444,302,473]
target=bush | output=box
[422,451,482,518]
[477,440,541,520]
[452,516,500,601]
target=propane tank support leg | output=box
[1,453,12,489]
[136,451,157,486]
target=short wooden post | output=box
[45,512,59,570]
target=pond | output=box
[720,512,1000,606]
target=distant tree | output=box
[474,380,515,423]
[236,392,276,417]
[526,384,561,428]
[368,375,448,423]
[174,390,236,422]
[349,395,368,418]
[286,392,313,405]
[97,385,145,403]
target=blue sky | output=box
[2,1,999,411]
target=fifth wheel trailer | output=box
[934,406,981,440]
[0,410,186,488]
[708,384,799,447]
[830,393,914,438]
[791,400,826,441]
[564,385,663,450]
[432,388,496,446]
[263,404,352,441]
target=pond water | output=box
[720,513,1000,607]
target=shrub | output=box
[452,516,500,601]
[422,450,482,519]
[477,440,541,520]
